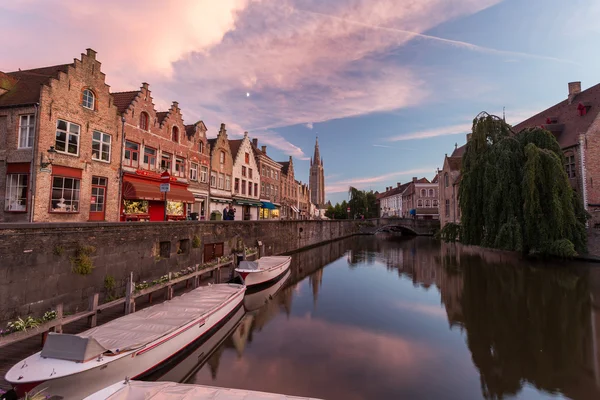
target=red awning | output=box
[122,180,194,203]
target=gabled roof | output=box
[431,174,439,184]
[512,83,600,148]
[446,156,462,171]
[0,64,70,107]
[111,90,138,114]
[451,145,466,157]
[279,161,290,175]
[156,111,168,125]
[415,178,430,184]
[380,182,410,199]
[228,139,244,160]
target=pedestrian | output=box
[223,206,229,220]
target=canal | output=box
[3,234,600,399]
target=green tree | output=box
[458,112,587,257]
[348,187,378,218]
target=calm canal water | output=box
[147,234,600,400]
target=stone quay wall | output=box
[0,220,359,324]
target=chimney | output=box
[172,101,179,109]
[141,82,149,90]
[412,177,417,183]
[252,138,258,147]
[397,182,401,188]
[568,81,581,104]
[86,48,97,60]
[261,145,267,154]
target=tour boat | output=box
[84,380,323,400]
[235,255,292,288]
[4,283,246,400]
[243,269,291,312]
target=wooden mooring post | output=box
[166,272,174,300]
[125,271,135,315]
[88,293,99,328]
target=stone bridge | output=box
[357,218,440,236]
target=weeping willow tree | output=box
[458,112,587,257]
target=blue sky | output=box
[2,0,600,204]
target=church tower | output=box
[309,136,325,207]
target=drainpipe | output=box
[29,102,40,223]
[116,115,126,221]
[580,135,588,213]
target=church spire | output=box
[313,136,321,165]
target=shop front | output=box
[259,201,280,220]
[188,191,208,220]
[233,198,262,220]
[121,172,195,221]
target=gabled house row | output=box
[438,81,600,229]
[377,177,439,219]
[0,49,301,223]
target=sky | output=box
[2,0,600,205]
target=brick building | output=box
[298,180,311,219]
[1,49,121,222]
[207,124,234,219]
[229,132,261,220]
[438,150,463,229]
[112,84,200,221]
[309,137,325,208]
[379,182,409,217]
[448,81,600,227]
[252,138,281,219]
[278,156,299,219]
[401,177,439,219]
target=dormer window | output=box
[82,89,95,110]
[172,126,179,142]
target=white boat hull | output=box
[236,256,292,287]
[6,285,245,400]
[243,269,291,312]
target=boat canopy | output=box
[93,381,323,400]
[41,334,107,362]
[235,256,290,273]
[43,284,244,359]
[237,260,259,271]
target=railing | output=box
[0,252,257,349]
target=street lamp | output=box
[41,146,57,168]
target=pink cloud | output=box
[326,167,436,193]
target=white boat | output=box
[4,283,245,400]
[243,269,291,312]
[235,256,292,288]
[84,380,323,400]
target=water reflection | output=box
[150,235,600,399]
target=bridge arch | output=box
[375,224,418,236]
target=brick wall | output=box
[0,219,359,323]
[584,113,600,226]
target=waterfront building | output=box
[207,124,234,220]
[278,156,299,219]
[401,177,439,219]
[449,81,600,227]
[229,132,261,220]
[379,182,410,217]
[309,137,325,208]
[298,180,312,220]
[251,138,281,219]
[113,84,200,221]
[0,49,121,222]
[438,152,462,229]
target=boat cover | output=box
[42,284,244,360]
[236,256,291,273]
[41,334,107,362]
[100,381,322,400]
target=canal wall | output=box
[0,220,359,324]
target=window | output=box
[51,176,80,213]
[266,184,270,196]
[225,175,231,190]
[261,183,265,196]
[5,174,28,211]
[190,162,198,181]
[433,199,438,207]
[242,166,246,177]
[82,89,95,110]
[444,173,449,188]
[92,131,111,162]
[417,199,423,207]
[263,167,267,176]
[143,147,156,169]
[90,176,107,212]
[420,189,426,197]
[242,180,246,195]
[219,151,225,164]
[565,154,576,178]
[124,200,149,215]
[235,178,240,193]
[200,166,208,183]
[270,170,274,179]
[429,189,434,197]
[218,173,224,189]
[445,199,450,217]
[249,169,253,179]
[174,157,185,177]
[172,126,179,143]
[55,119,80,155]
[140,112,149,131]
[18,114,35,148]
[275,171,278,180]
[248,182,252,196]
[425,200,431,207]
[161,152,172,171]
[245,152,250,164]
[124,141,139,167]
[274,186,278,201]
[210,172,216,187]
[199,141,204,154]
[254,183,258,197]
